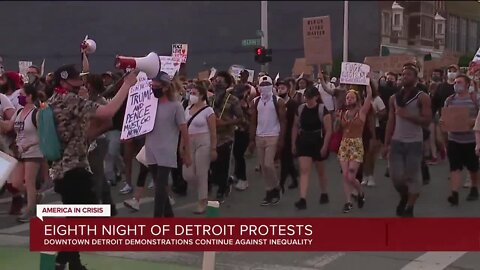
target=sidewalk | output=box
[0,247,196,270]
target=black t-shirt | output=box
[111,99,127,131]
[432,82,454,115]
[379,85,398,112]
[285,98,299,132]
[298,104,329,132]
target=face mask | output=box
[448,72,458,81]
[379,80,387,87]
[469,85,475,94]
[27,74,37,84]
[18,95,27,106]
[297,88,306,95]
[189,95,199,104]
[259,85,273,99]
[454,84,465,94]
[152,88,164,99]
[432,76,441,83]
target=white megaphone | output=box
[114,52,160,79]
[81,39,97,54]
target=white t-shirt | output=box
[7,89,23,110]
[316,82,335,111]
[185,106,214,135]
[255,97,280,137]
[0,93,15,152]
[371,96,386,127]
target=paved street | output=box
[1,155,479,270]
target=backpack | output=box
[15,108,37,129]
[297,103,325,132]
[37,104,62,161]
[253,95,281,120]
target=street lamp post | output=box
[343,1,349,62]
[261,1,269,73]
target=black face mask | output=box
[386,81,394,87]
[279,93,288,99]
[152,88,164,99]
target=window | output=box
[447,15,458,51]
[459,18,467,53]
[421,16,434,40]
[436,23,443,35]
[382,12,391,35]
[394,13,401,27]
[468,21,478,53]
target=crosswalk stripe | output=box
[304,252,346,268]
[400,252,466,270]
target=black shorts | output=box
[296,131,328,161]
[375,126,385,144]
[447,141,479,172]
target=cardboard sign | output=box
[159,56,181,79]
[440,106,471,132]
[120,72,158,140]
[229,65,245,81]
[198,70,210,81]
[171,44,188,63]
[292,58,313,76]
[246,69,255,83]
[364,55,416,74]
[340,62,371,86]
[303,16,333,65]
[209,68,217,80]
[18,61,33,83]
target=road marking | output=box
[304,252,345,268]
[0,198,196,234]
[400,252,466,270]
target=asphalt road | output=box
[1,154,479,270]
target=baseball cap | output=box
[448,64,459,71]
[304,86,320,99]
[276,79,288,87]
[53,64,82,87]
[102,71,113,78]
[259,75,273,85]
[152,71,171,84]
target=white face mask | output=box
[469,85,475,94]
[259,85,273,99]
[447,72,458,81]
[189,94,199,104]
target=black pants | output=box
[233,130,249,181]
[149,165,174,217]
[54,168,97,265]
[171,136,187,192]
[280,133,298,187]
[210,142,233,194]
[136,164,150,187]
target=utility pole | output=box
[261,1,269,73]
[343,1,349,62]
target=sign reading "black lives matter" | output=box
[120,72,158,140]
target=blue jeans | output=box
[389,140,423,194]
[104,130,124,183]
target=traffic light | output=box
[254,47,272,64]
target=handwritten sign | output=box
[303,16,333,65]
[340,62,371,86]
[246,69,255,83]
[159,56,181,79]
[172,44,188,63]
[18,61,33,83]
[120,72,158,140]
[364,55,417,74]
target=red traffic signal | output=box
[256,48,263,55]
[254,47,272,64]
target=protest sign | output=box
[159,56,181,79]
[440,107,471,132]
[303,16,332,65]
[364,55,416,74]
[172,44,188,63]
[246,69,255,83]
[209,68,217,80]
[229,65,245,81]
[0,150,18,189]
[340,62,371,86]
[292,58,313,76]
[18,61,33,83]
[120,72,158,140]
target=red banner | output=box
[30,218,480,252]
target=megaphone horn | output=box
[114,52,160,79]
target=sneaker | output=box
[357,193,366,208]
[9,195,24,215]
[319,193,329,204]
[147,180,154,190]
[234,180,249,191]
[463,177,472,188]
[447,191,459,206]
[123,198,140,211]
[466,187,479,201]
[169,195,176,206]
[270,188,281,205]
[260,190,273,206]
[294,198,307,210]
[119,184,133,195]
[342,202,353,213]
[367,177,376,187]
[17,210,33,223]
